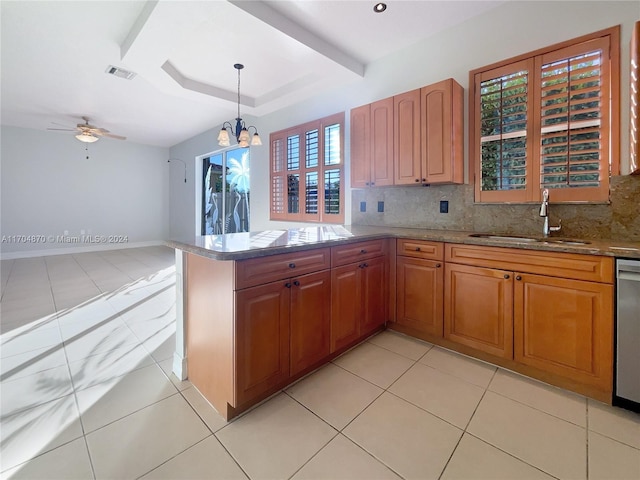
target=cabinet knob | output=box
[415,247,421,251]
[288,263,296,269]
[504,274,510,279]
[422,178,426,182]
[366,182,370,186]
[415,178,420,182]
[285,282,292,288]
[371,182,375,186]
[516,275,522,281]
[436,263,441,268]
[293,280,301,286]
[360,249,367,254]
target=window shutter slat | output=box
[539,45,605,192]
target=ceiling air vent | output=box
[105,65,136,80]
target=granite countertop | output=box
[167,225,640,261]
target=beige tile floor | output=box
[1,246,639,479]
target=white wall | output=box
[0,126,170,257]
[167,1,638,237]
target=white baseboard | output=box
[0,240,171,260]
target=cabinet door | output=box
[397,256,444,337]
[361,255,388,335]
[331,263,362,352]
[444,263,513,358]
[290,270,332,375]
[514,273,613,391]
[394,89,423,185]
[421,79,464,184]
[370,97,395,186]
[235,282,290,406]
[350,104,371,188]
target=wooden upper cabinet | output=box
[421,79,464,184]
[394,89,423,185]
[350,99,394,188]
[370,98,395,187]
[350,104,371,188]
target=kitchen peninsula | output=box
[169,225,640,420]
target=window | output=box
[201,147,250,234]
[470,26,620,203]
[270,112,345,223]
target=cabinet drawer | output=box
[235,248,331,289]
[445,243,613,283]
[397,239,444,260]
[331,239,387,267]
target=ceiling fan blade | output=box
[47,128,77,132]
[51,121,74,128]
[101,132,126,140]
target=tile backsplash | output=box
[351,175,640,242]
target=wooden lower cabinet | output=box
[396,256,443,336]
[331,264,361,351]
[514,273,613,391]
[235,281,291,407]
[235,270,331,405]
[444,263,514,359]
[331,255,386,351]
[290,270,331,376]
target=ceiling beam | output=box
[227,0,365,77]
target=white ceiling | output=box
[0,0,504,148]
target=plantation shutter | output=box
[476,59,535,202]
[269,112,344,223]
[535,37,610,202]
[270,134,286,218]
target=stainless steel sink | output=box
[468,233,539,243]
[542,238,591,245]
[469,233,591,246]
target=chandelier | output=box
[217,64,262,148]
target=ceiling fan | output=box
[47,116,126,143]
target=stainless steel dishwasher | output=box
[614,259,640,412]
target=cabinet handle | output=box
[415,247,421,251]
[289,263,296,269]
[516,275,522,281]
[360,249,367,254]
[504,274,510,279]
[293,280,301,286]
[436,263,441,268]
[285,282,292,288]
[359,263,368,268]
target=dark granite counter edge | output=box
[168,226,640,261]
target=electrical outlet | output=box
[440,200,449,213]
[377,201,384,213]
[360,201,366,212]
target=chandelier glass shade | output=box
[218,64,262,148]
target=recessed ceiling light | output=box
[373,2,387,13]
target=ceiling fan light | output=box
[76,133,99,143]
[251,133,262,146]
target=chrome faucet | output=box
[539,188,561,237]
